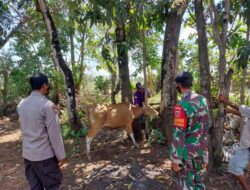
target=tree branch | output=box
[222,0,230,45]
[208,0,221,47]
[0,16,29,49]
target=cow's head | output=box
[143,105,158,117]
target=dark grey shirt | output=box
[17,91,65,161]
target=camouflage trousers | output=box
[175,158,205,190]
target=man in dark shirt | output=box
[132,82,150,140]
[133,82,145,107]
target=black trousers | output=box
[132,115,144,141]
[24,157,63,190]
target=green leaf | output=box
[130,9,134,14]
[96,65,102,71]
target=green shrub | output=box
[61,124,88,157]
[148,128,165,146]
[94,76,110,95]
[61,124,88,140]
[147,117,165,146]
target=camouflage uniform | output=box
[170,91,209,190]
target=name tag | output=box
[174,105,187,129]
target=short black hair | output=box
[136,82,142,89]
[175,71,193,88]
[30,73,48,90]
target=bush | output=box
[147,117,165,146]
[94,76,110,95]
[148,128,165,146]
[61,124,88,157]
[61,124,88,140]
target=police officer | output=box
[170,71,209,190]
[17,73,66,189]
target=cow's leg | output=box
[86,136,93,161]
[126,123,139,148]
[86,126,101,161]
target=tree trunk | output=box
[142,23,150,137]
[194,0,214,170]
[225,68,234,100]
[75,33,86,92]
[70,31,75,68]
[111,77,119,104]
[115,22,132,103]
[195,0,212,110]
[36,0,82,130]
[147,66,155,96]
[69,7,75,69]
[105,59,119,104]
[160,6,186,147]
[0,69,8,103]
[142,30,148,104]
[209,0,230,169]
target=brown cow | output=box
[86,103,158,160]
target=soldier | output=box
[170,71,209,190]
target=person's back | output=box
[17,73,65,190]
[170,71,209,190]
[18,92,58,160]
[178,92,209,160]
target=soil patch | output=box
[0,116,246,190]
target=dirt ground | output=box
[0,115,247,190]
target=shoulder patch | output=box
[174,105,187,129]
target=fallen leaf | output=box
[156,175,166,180]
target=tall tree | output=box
[36,0,82,130]
[160,1,188,146]
[116,21,132,103]
[101,29,120,104]
[75,32,87,92]
[88,0,133,103]
[194,0,214,169]
[209,0,230,168]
